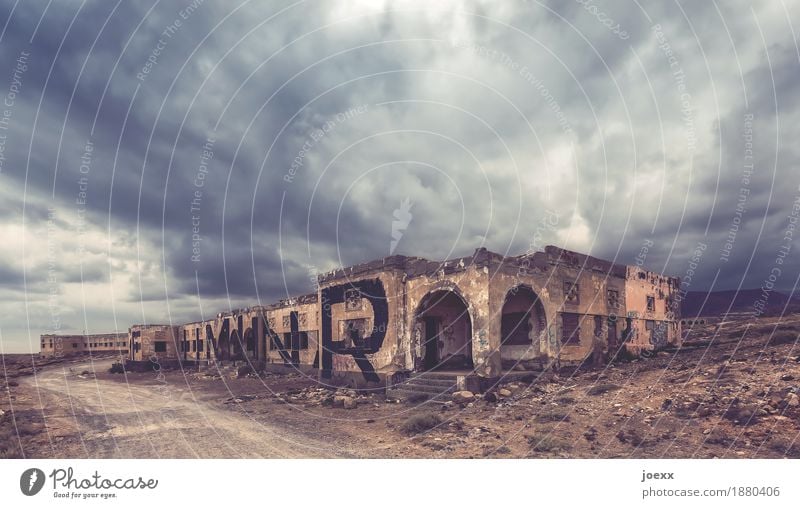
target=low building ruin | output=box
[115,245,681,387]
[39,333,128,357]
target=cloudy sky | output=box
[0,0,798,352]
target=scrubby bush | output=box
[400,413,442,435]
[768,332,799,346]
[407,393,429,403]
[534,408,571,423]
[526,435,571,453]
[586,382,622,396]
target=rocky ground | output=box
[2,314,799,458]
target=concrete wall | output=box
[114,245,680,381]
[623,266,682,354]
[129,325,180,362]
[403,259,495,376]
[265,298,320,367]
[39,333,128,357]
[319,269,404,386]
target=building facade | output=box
[128,324,180,362]
[39,333,128,357]
[117,246,681,386]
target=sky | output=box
[0,0,798,353]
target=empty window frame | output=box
[561,313,581,345]
[564,281,580,304]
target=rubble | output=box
[452,391,475,404]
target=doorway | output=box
[415,289,473,371]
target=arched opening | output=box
[500,285,546,366]
[415,289,473,371]
[216,319,231,361]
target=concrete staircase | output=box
[386,371,460,402]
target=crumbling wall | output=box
[403,254,496,377]
[265,298,319,367]
[318,269,404,386]
[487,255,555,369]
[623,267,682,354]
[128,324,180,361]
[121,245,682,380]
[39,333,128,357]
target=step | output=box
[398,382,455,395]
[403,378,456,389]
[410,371,461,381]
[386,388,453,403]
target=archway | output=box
[415,289,473,371]
[500,285,546,366]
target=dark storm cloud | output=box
[1,0,799,353]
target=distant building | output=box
[39,333,128,357]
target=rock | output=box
[343,397,358,409]
[237,365,254,378]
[498,388,512,398]
[785,393,799,408]
[696,405,713,417]
[483,392,498,403]
[452,391,475,403]
[332,395,347,408]
[723,402,760,425]
[780,374,795,381]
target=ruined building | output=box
[39,333,128,357]
[122,245,681,387]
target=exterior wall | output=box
[158,300,321,367]
[178,321,211,361]
[318,269,405,385]
[264,297,320,366]
[623,267,682,354]
[39,333,128,357]
[403,258,495,376]
[112,245,680,380]
[129,325,180,361]
[176,307,267,364]
[487,255,556,368]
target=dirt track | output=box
[16,359,351,458]
[3,313,800,459]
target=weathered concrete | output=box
[39,245,679,389]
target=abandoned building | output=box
[118,245,681,389]
[39,333,128,357]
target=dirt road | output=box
[19,359,351,458]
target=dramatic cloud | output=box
[0,0,798,351]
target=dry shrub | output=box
[400,413,442,435]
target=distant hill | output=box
[681,289,800,317]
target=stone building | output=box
[123,246,681,387]
[317,246,680,386]
[39,333,128,357]
[128,324,180,362]
[172,294,320,371]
